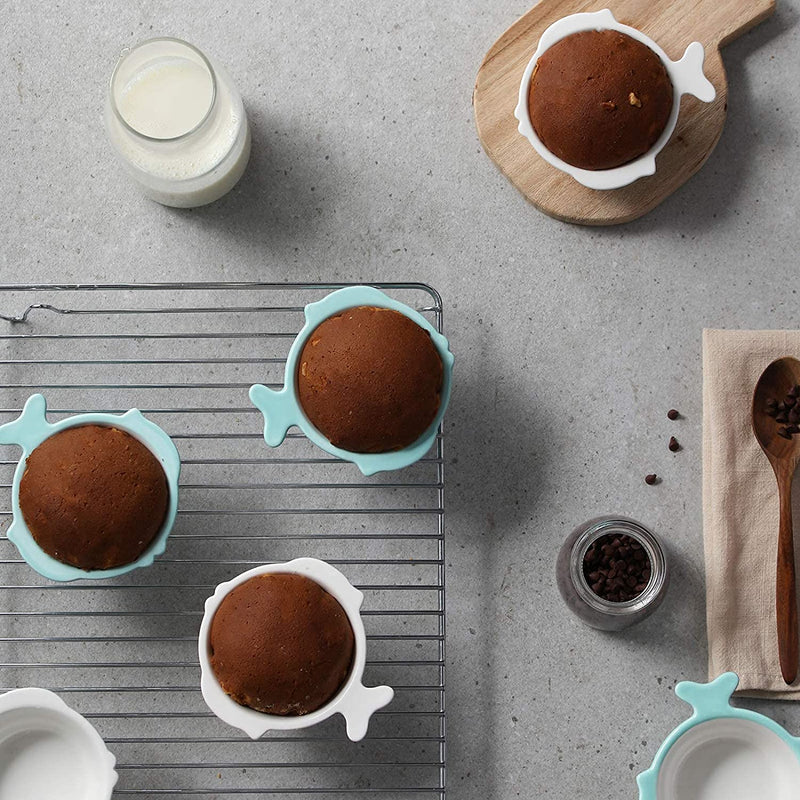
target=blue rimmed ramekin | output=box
[0,393,180,581]
[249,286,454,475]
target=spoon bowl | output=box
[752,356,800,685]
[753,357,800,460]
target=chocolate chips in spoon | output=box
[765,384,800,439]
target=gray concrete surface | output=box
[1,0,799,797]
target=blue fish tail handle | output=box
[636,768,657,799]
[675,672,739,719]
[249,384,300,446]
[0,394,53,453]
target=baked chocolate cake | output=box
[528,29,674,170]
[296,305,444,453]
[209,573,355,716]
[18,424,168,570]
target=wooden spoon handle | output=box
[777,470,799,684]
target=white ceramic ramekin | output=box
[199,558,394,742]
[0,687,118,800]
[515,9,716,190]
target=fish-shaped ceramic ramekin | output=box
[515,9,716,190]
[0,687,118,800]
[0,393,180,581]
[637,672,800,800]
[199,557,394,742]
[249,286,454,475]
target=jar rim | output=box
[569,518,667,617]
[108,36,218,143]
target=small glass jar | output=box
[104,37,251,208]
[556,516,669,631]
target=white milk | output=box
[104,38,251,207]
[117,57,214,140]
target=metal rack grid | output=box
[0,283,446,798]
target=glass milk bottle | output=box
[104,37,251,207]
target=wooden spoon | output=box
[752,356,800,685]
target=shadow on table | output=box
[165,112,333,249]
[443,346,551,799]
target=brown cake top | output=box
[528,29,673,170]
[297,306,444,453]
[209,573,355,716]
[19,424,168,571]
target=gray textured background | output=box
[2,0,799,797]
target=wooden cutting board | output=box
[473,0,775,226]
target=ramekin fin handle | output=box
[675,672,738,719]
[339,684,395,742]
[249,384,300,447]
[673,42,716,102]
[0,393,53,453]
[636,768,657,800]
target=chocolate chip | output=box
[767,389,800,439]
[645,473,657,485]
[668,436,680,452]
[583,533,652,603]
[667,409,680,420]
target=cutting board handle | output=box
[634,0,776,50]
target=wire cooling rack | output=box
[0,283,446,798]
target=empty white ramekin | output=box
[0,687,117,800]
[199,558,394,742]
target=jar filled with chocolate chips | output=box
[555,516,669,631]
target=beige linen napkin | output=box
[704,329,800,698]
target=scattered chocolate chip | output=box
[668,436,680,452]
[788,425,800,435]
[667,409,680,420]
[645,473,658,485]
[779,427,792,440]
